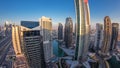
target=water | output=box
[52,40,58,56]
[107,56,120,68]
[52,40,64,57]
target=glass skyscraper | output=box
[74,0,90,61]
[64,17,73,48]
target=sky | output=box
[0,0,120,29]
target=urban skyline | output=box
[0,0,120,68]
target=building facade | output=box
[39,16,53,62]
[58,23,63,40]
[23,30,46,68]
[110,23,119,51]
[64,17,73,48]
[101,16,112,55]
[12,25,22,56]
[74,0,90,61]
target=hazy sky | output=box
[0,0,120,28]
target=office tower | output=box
[110,23,119,51]
[74,0,90,61]
[94,23,103,53]
[64,17,73,48]
[12,25,22,56]
[58,23,63,40]
[4,21,12,36]
[39,16,53,62]
[21,21,39,29]
[23,30,45,68]
[101,16,112,55]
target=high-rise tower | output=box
[94,23,103,53]
[64,17,73,48]
[74,0,90,61]
[39,16,53,62]
[58,23,63,40]
[101,16,112,55]
[110,23,119,51]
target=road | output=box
[0,31,12,66]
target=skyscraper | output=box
[101,16,112,55]
[110,23,119,51]
[74,0,90,61]
[39,16,53,62]
[64,17,73,48]
[12,25,22,56]
[94,23,103,53]
[23,30,45,68]
[58,23,63,40]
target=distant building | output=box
[4,21,12,36]
[12,25,22,56]
[74,0,90,61]
[101,16,112,55]
[94,23,103,53]
[64,17,73,48]
[21,21,39,29]
[23,30,46,68]
[39,16,53,62]
[58,23,63,40]
[110,23,119,51]
[52,30,58,39]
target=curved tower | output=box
[74,0,90,61]
[12,25,22,56]
[101,16,112,55]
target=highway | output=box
[0,30,12,66]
